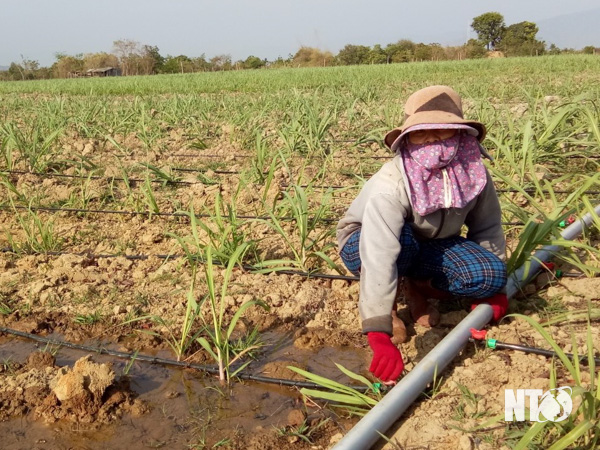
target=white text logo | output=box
[505,387,573,422]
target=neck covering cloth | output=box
[400,133,487,216]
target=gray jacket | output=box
[336,155,505,335]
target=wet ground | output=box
[0,332,364,449]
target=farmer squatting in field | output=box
[336,85,508,383]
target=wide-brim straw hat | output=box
[384,85,486,151]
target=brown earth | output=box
[0,134,598,449]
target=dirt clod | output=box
[26,351,55,370]
[0,354,144,425]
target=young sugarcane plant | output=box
[253,183,341,274]
[0,126,15,171]
[141,174,160,218]
[137,162,182,186]
[168,192,254,268]
[287,363,382,416]
[502,192,600,278]
[6,202,64,254]
[121,268,205,361]
[196,244,268,385]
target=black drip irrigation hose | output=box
[281,182,600,196]
[1,170,199,186]
[0,204,192,218]
[172,154,252,159]
[5,169,600,197]
[470,338,600,366]
[0,204,527,227]
[171,167,240,175]
[1,169,246,184]
[171,150,600,161]
[0,204,340,224]
[0,247,360,282]
[0,326,374,392]
[496,188,600,195]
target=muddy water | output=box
[0,332,365,449]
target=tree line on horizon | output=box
[1,12,597,82]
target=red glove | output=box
[367,332,404,382]
[471,293,508,322]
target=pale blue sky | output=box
[2,0,599,66]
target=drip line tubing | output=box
[171,152,391,161]
[0,204,528,228]
[172,153,252,159]
[2,168,235,182]
[0,247,360,282]
[0,326,372,392]
[5,170,599,196]
[281,182,600,196]
[0,205,339,224]
[1,170,199,186]
[496,188,600,195]
[1,205,190,218]
[0,204,525,227]
[171,167,240,175]
[469,338,600,366]
[171,151,600,161]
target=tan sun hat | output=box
[384,85,486,150]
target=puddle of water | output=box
[0,332,366,448]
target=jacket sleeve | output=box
[465,170,506,261]
[358,193,409,335]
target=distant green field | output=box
[1,54,599,151]
[1,54,599,97]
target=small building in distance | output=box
[86,67,121,77]
[68,67,121,78]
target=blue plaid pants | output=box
[340,226,506,299]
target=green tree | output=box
[53,53,84,78]
[270,55,292,68]
[471,12,505,50]
[385,40,415,63]
[7,56,41,80]
[191,54,211,72]
[464,39,488,59]
[413,43,433,61]
[162,55,193,73]
[429,43,447,61]
[367,44,388,64]
[547,44,561,55]
[582,46,597,55]
[336,44,371,65]
[243,55,266,69]
[142,45,164,73]
[7,62,25,81]
[498,21,544,56]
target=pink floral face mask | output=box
[401,132,488,216]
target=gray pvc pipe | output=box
[333,205,600,450]
[332,303,494,450]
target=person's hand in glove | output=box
[470,293,508,322]
[367,332,404,383]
